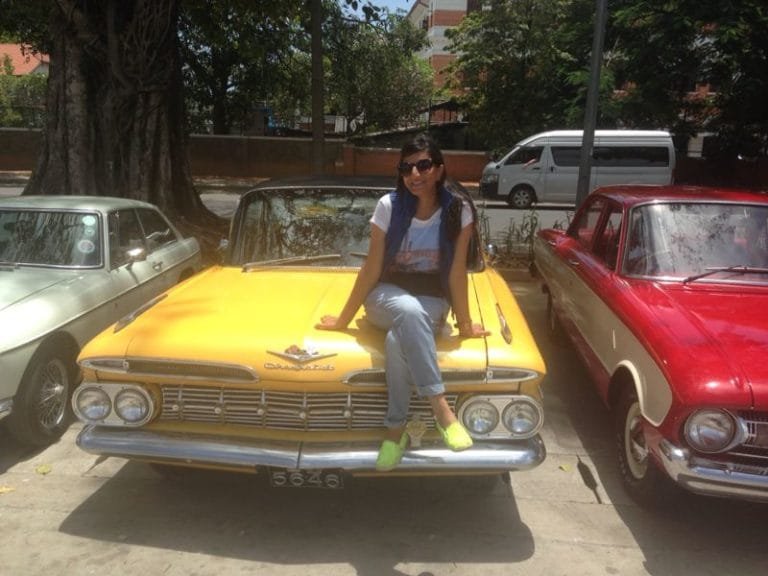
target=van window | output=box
[551,146,581,167]
[505,146,543,166]
[593,146,669,167]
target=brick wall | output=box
[0,129,491,183]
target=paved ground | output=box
[1,277,766,576]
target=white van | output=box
[479,130,676,208]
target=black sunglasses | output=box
[397,158,435,176]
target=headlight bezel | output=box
[72,382,155,427]
[684,408,745,454]
[459,395,544,439]
[74,386,112,422]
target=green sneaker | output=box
[436,420,473,451]
[375,433,408,471]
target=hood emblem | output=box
[267,345,337,365]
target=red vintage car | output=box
[533,184,768,506]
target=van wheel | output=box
[507,186,535,209]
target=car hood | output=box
[0,267,72,312]
[0,267,87,350]
[82,266,512,383]
[631,282,768,406]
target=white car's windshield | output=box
[623,202,768,283]
[0,209,102,268]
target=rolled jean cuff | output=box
[418,383,445,398]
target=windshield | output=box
[623,202,768,283]
[234,188,383,267]
[0,209,102,268]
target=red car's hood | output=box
[630,281,768,407]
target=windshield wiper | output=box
[682,265,768,284]
[242,253,342,271]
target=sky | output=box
[371,0,414,14]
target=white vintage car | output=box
[1,196,201,446]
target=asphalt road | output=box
[1,277,765,576]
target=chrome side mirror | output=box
[126,247,147,268]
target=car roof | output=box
[247,175,396,192]
[0,195,157,211]
[592,185,768,207]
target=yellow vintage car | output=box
[72,179,546,487]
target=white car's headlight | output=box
[461,400,499,435]
[481,173,499,183]
[114,388,151,424]
[502,399,542,437]
[75,387,111,422]
[684,409,738,453]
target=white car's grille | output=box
[159,385,458,431]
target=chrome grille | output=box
[723,411,768,468]
[159,385,457,431]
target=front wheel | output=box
[614,387,678,507]
[7,344,75,447]
[507,186,535,209]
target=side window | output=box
[593,208,623,270]
[593,146,670,167]
[551,146,581,167]
[569,199,605,248]
[137,208,177,253]
[505,146,543,166]
[108,209,144,268]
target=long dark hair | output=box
[396,133,447,191]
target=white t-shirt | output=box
[370,194,473,273]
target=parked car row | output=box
[5,180,767,508]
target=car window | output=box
[108,209,145,268]
[0,209,102,268]
[592,146,670,167]
[137,208,177,253]
[505,146,543,166]
[593,207,623,270]
[551,146,581,167]
[623,202,768,281]
[569,198,605,248]
[234,188,381,266]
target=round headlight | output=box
[74,387,111,422]
[684,409,736,453]
[502,399,542,437]
[461,400,499,435]
[114,388,150,424]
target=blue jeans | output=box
[364,282,450,429]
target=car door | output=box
[558,198,626,394]
[134,207,189,300]
[107,208,157,317]
[542,144,603,204]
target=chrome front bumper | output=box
[657,439,768,502]
[76,426,546,473]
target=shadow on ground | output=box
[59,465,534,575]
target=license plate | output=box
[269,468,344,489]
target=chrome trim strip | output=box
[0,398,12,421]
[76,426,546,472]
[80,357,259,383]
[657,439,768,501]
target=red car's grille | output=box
[721,411,768,470]
[158,385,457,431]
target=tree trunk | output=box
[24,0,218,227]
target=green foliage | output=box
[0,66,46,128]
[324,7,432,134]
[446,0,598,152]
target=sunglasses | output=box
[397,158,435,176]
